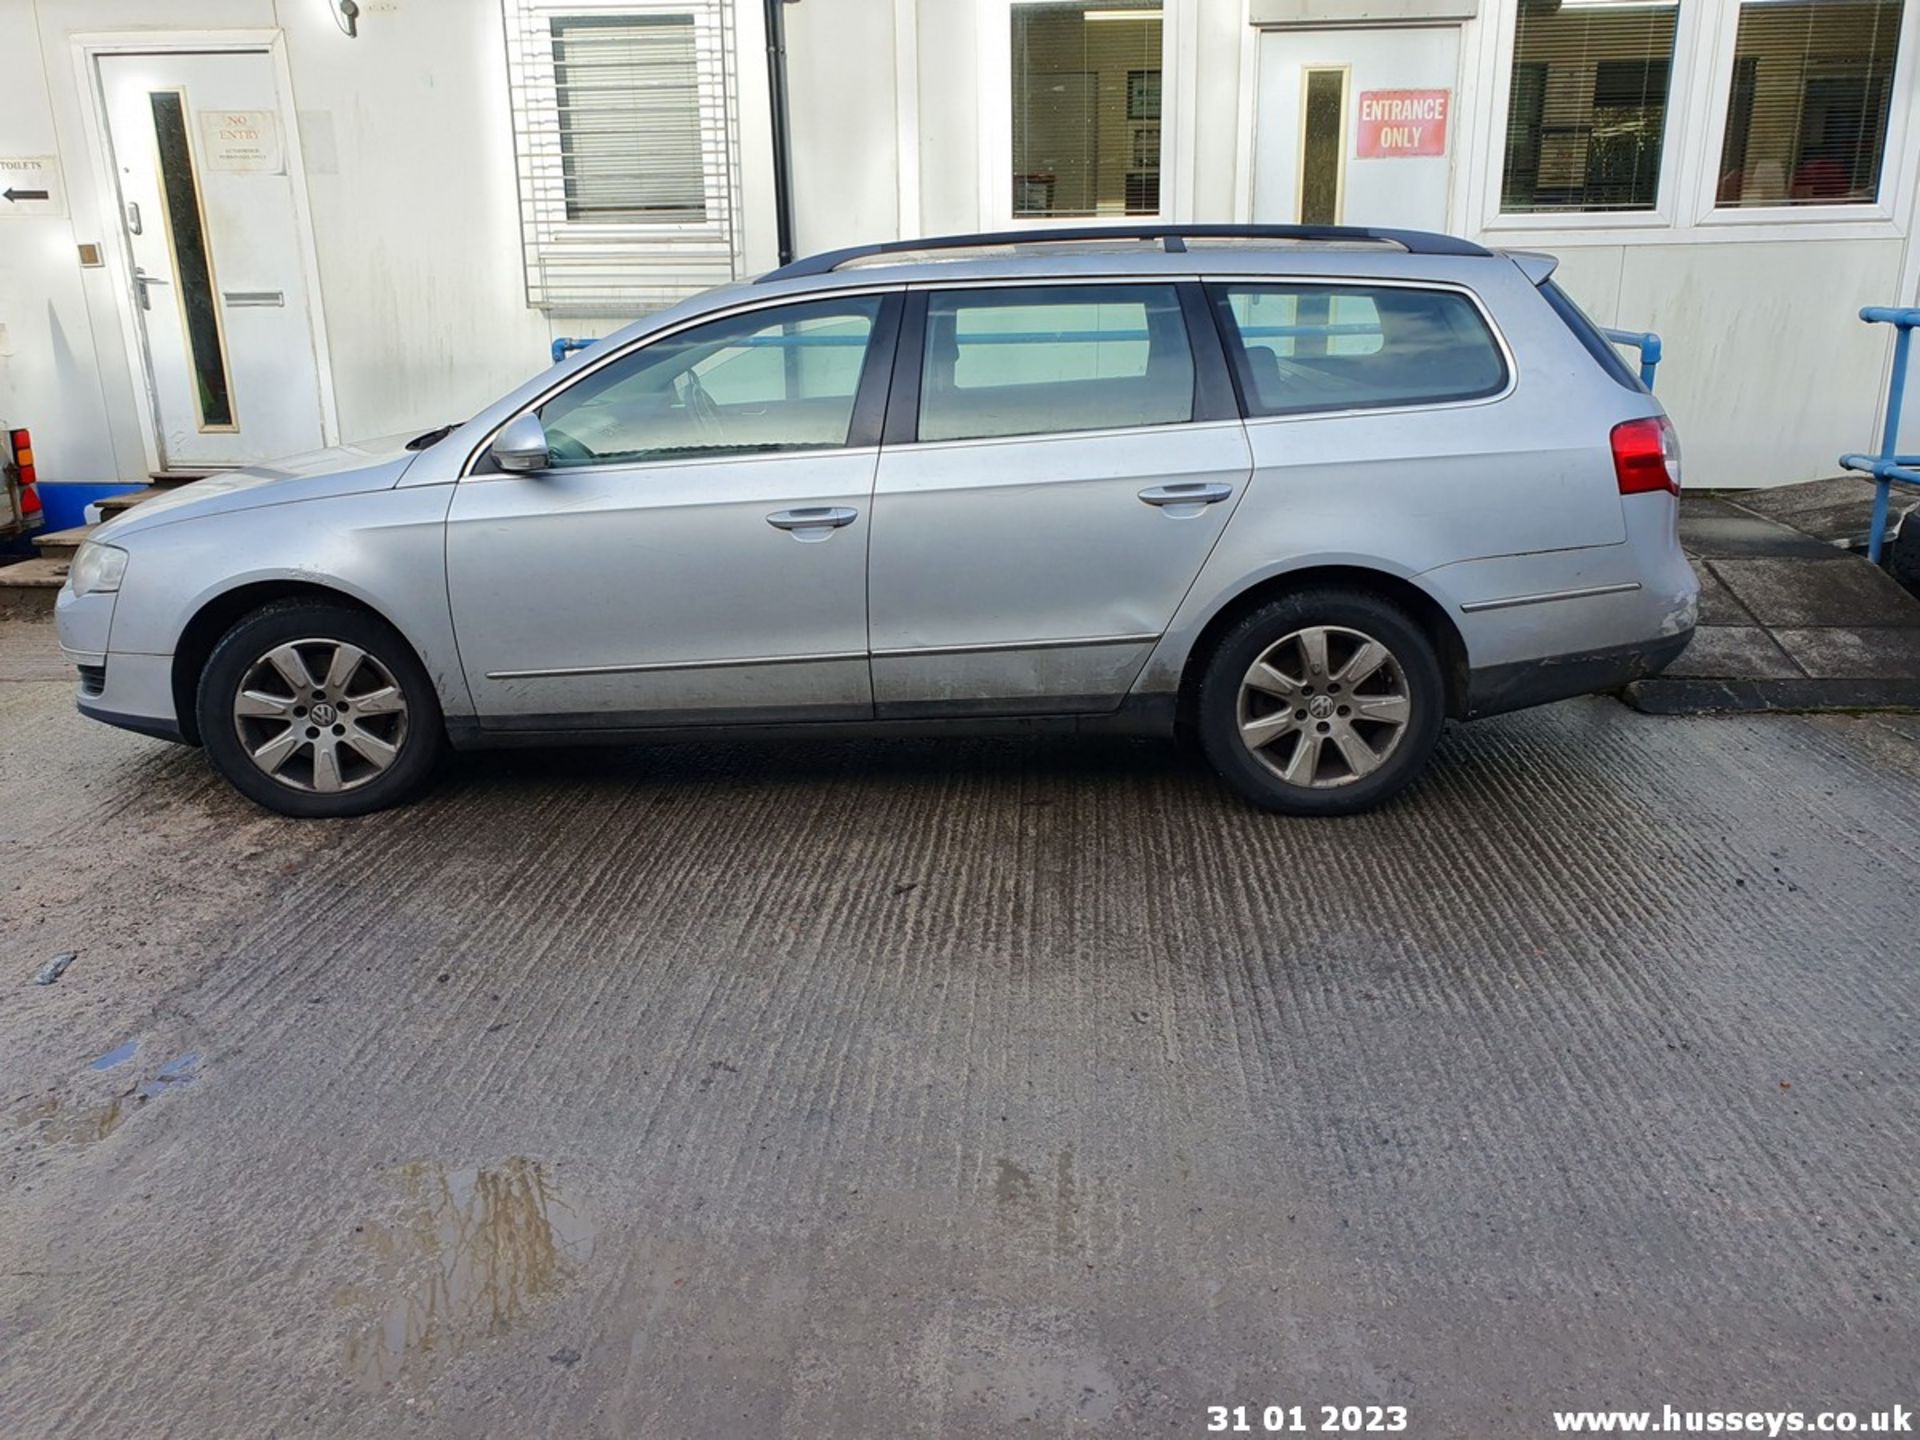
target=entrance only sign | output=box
[1355,90,1449,159]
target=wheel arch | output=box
[169,581,399,746]
[1174,564,1472,730]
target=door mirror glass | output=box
[491,413,551,473]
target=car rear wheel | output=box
[196,601,445,818]
[1196,588,1445,816]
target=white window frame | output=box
[1685,0,1919,231]
[1468,0,1919,246]
[1477,0,1708,237]
[503,0,744,313]
[978,0,1197,227]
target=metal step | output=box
[0,555,69,616]
[32,524,94,561]
[95,486,169,516]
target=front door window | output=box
[537,296,884,467]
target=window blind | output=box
[1716,0,1903,207]
[1501,0,1679,214]
[1011,0,1164,218]
[504,0,743,316]
[552,15,705,221]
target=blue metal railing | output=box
[1839,306,1920,564]
[1601,327,1663,391]
[550,336,598,364]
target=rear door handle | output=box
[766,506,858,541]
[1138,482,1233,516]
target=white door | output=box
[99,51,325,469]
[1253,27,1461,231]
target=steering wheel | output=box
[542,428,595,465]
[681,370,724,440]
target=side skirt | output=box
[445,694,1180,751]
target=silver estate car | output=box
[58,224,1697,819]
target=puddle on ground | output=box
[344,1157,594,1391]
[136,1053,200,1097]
[8,1050,204,1148]
[90,1040,139,1071]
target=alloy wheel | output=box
[230,638,411,794]
[1235,624,1412,788]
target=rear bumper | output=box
[1465,628,1694,720]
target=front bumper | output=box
[57,577,189,743]
[75,693,188,744]
[1465,628,1695,720]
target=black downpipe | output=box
[763,0,797,267]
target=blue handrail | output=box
[550,336,598,364]
[1838,305,1920,564]
[1601,327,1663,391]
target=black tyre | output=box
[196,601,446,818]
[1195,588,1445,816]
[1891,510,1920,597]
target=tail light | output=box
[1611,416,1681,496]
[7,428,40,525]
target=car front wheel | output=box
[1196,588,1445,816]
[196,600,446,818]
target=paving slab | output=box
[1704,556,1920,628]
[1691,564,1753,626]
[1660,624,1801,679]
[1678,504,1839,561]
[1771,625,1920,680]
[1728,474,1885,522]
[1635,503,1920,713]
[1714,476,1920,548]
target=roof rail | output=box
[759,223,1490,282]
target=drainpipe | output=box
[763,0,798,266]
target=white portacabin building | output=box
[1,0,1916,509]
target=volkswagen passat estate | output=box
[58,225,1696,819]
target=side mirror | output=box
[490,413,550,473]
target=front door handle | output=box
[1138,482,1233,517]
[134,267,170,311]
[766,506,858,542]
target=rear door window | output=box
[1209,283,1508,417]
[916,284,1195,443]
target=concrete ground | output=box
[2,616,1916,1439]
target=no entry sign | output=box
[1356,90,1450,158]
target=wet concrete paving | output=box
[1,616,1916,1438]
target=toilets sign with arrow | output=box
[0,156,65,217]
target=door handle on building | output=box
[134,267,169,311]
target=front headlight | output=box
[67,541,129,597]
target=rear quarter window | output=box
[1209,283,1509,418]
[1537,279,1646,393]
